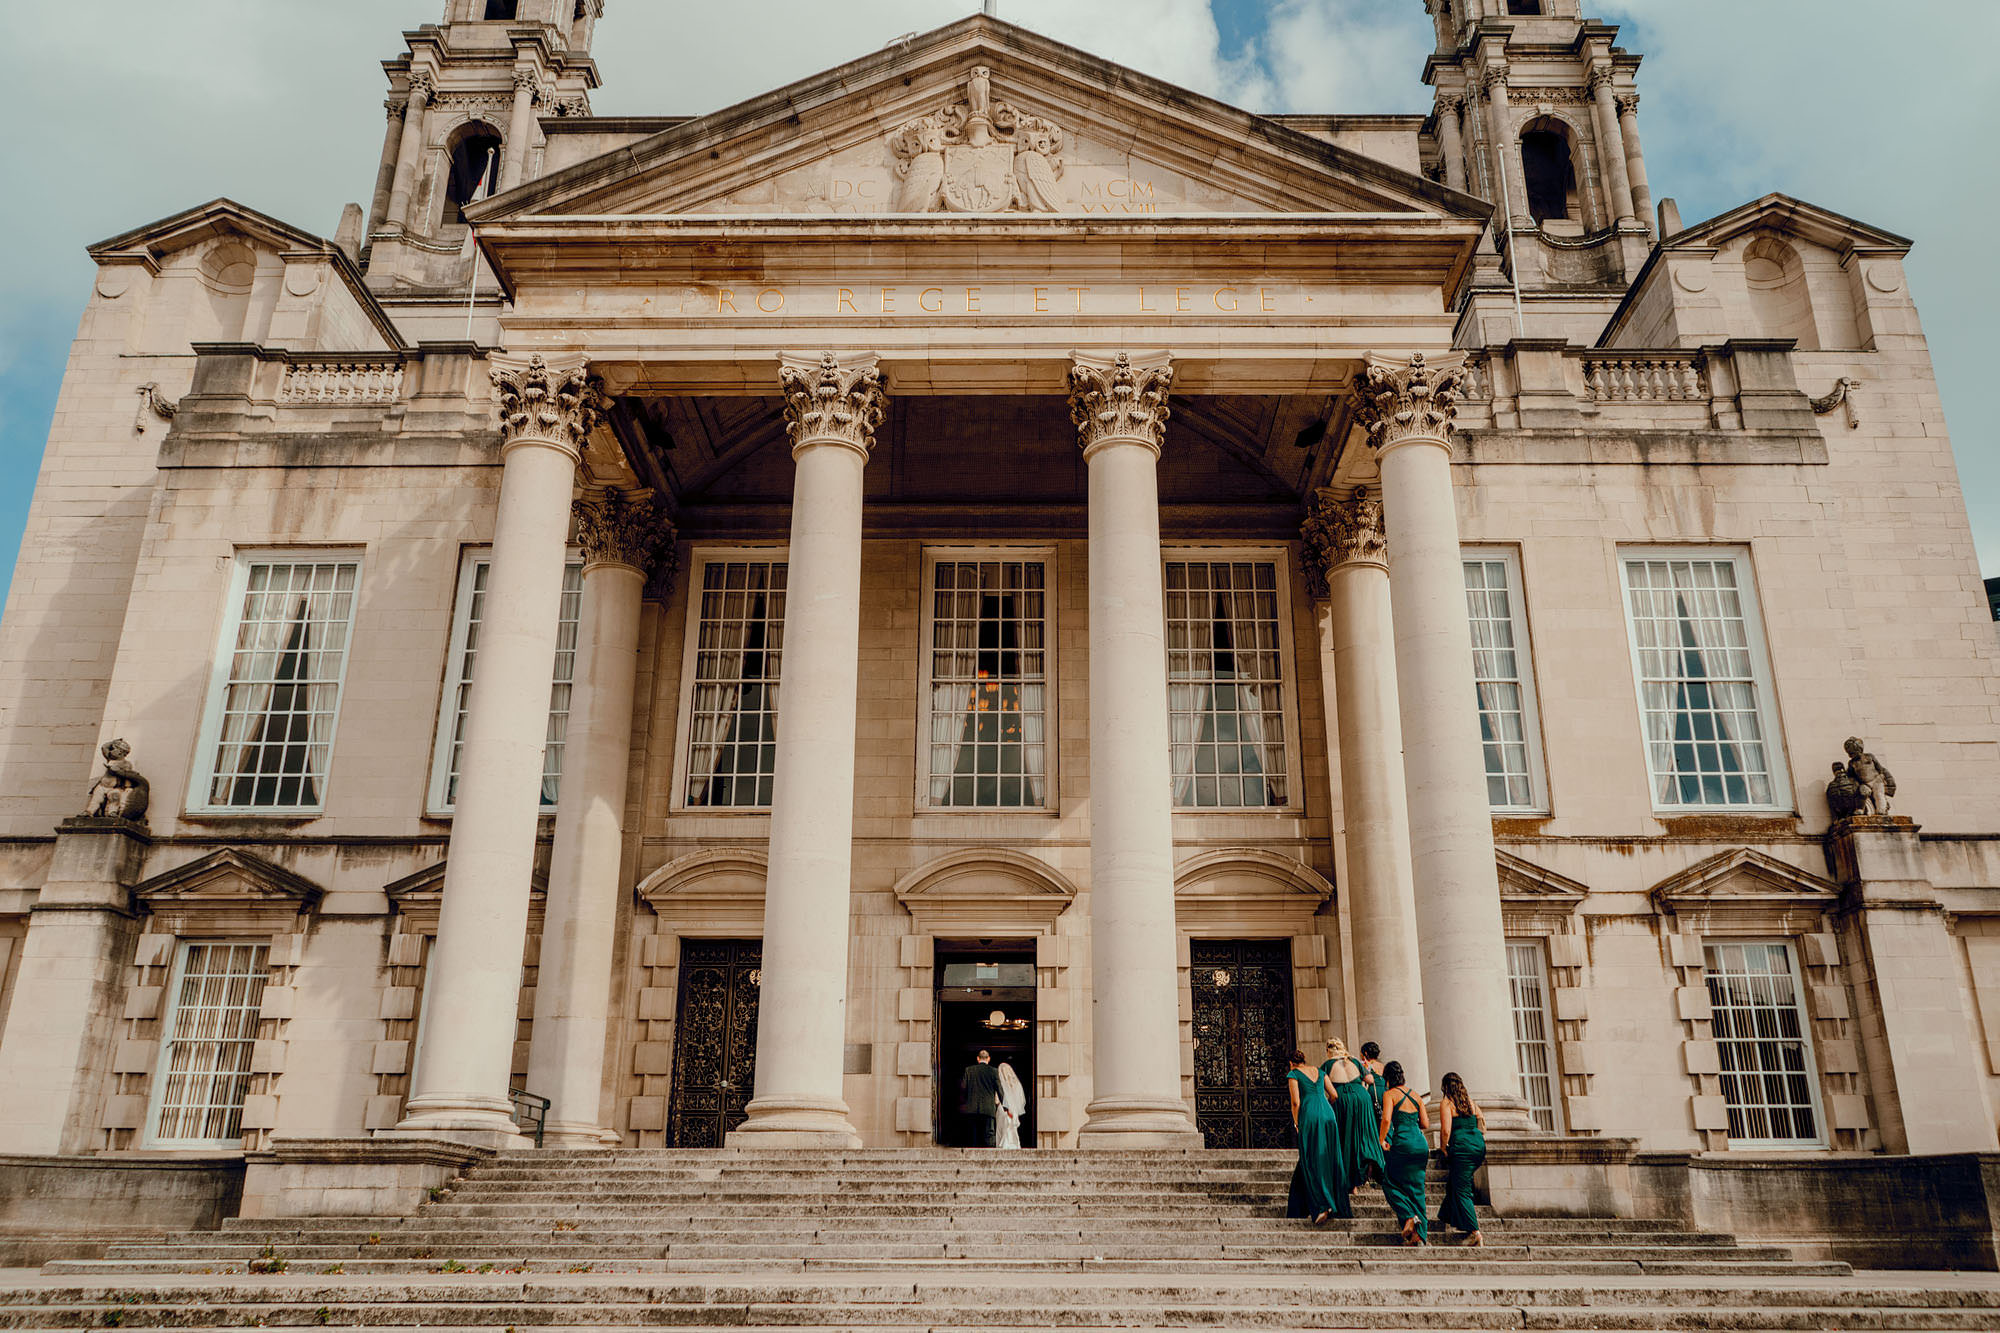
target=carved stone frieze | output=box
[1068,353,1173,457]
[491,353,607,456]
[778,352,888,454]
[1299,487,1387,598]
[573,489,669,577]
[1509,85,1591,106]
[888,65,1067,214]
[1352,352,1466,453]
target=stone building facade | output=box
[1,0,1997,1175]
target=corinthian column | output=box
[398,353,597,1144]
[384,70,434,234]
[366,99,406,236]
[1301,489,1429,1094]
[527,490,668,1148]
[1436,94,1468,194]
[1616,94,1655,238]
[1588,66,1637,225]
[1071,352,1202,1149]
[1481,67,1531,227]
[1353,353,1530,1131]
[500,67,540,192]
[726,352,885,1148]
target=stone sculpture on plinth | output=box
[1827,736,1895,820]
[82,738,149,823]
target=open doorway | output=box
[933,940,1036,1147]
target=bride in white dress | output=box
[995,1061,1028,1150]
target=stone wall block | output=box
[1690,1094,1730,1131]
[636,987,676,1021]
[386,934,425,968]
[1036,1097,1072,1132]
[100,1095,147,1130]
[1035,935,1069,968]
[266,933,304,967]
[1548,934,1588,969]
[1563,1095,1601,1131]
[122,986,163,1021]
[1674,986,1713,1021]
[111,1040,156,1075]
[639,935,676,969]
[363,1096,402,1130]
[134,934,173,969]
[238,1095,279,1130]
[370,1041,410,1075]
[1682,1040,1721,1075]
[1820,1038,1860,1075]
[1667,933,1703,970]
[511,1040,530,1075]
[899,935,927,969]
[249,1040,286,1074]
[378,987,417,1021]
[895,1097,932,1134]
[1295,987,1331,1023]
[1037,1042,1072,1077]
[1553,987,1589,1021]
[1558,1040,1592,1075]
[1035,987,1070,1022]
[259,986,296,1020]
[515,986,536,1021]
[632,1043,672,1076]
[895,1042,930,1077]
[1811,984,1850,1020]
[1290,934,1327,968]
[896,987,930,1023]
[627,1096,665,1131]
[1830,1094,1871,1130]
[1802,932,1841,968]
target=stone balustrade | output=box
[1580,352,1707,403]
[277,358,406,405]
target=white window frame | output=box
[670,547,789,814]
[1161,546,1304,814]
[425,548,584,816]
[1702,937,1827,1150]
[1504,937,1565,1133]
[187,549,363,815]
[144,939,270,1149]
[1464,547,1549,814]
[915,546,1059,813]
[1617,546,1792,813]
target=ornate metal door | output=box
[1190,939,1295,1149]
[665,939,761,1147]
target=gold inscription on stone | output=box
[1076,178,1159,214]
[708,284,1299,317]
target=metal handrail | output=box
[509,1087,550,1147]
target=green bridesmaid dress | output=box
[1381,1089,1429,1241]
[1285,1068,1344,1220]
[1321,1058,1385,1204]
[1437,1103,1486,1236]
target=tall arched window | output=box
[443,124,502,227]
[1519,122,1578,224]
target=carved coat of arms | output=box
[888,66,1066,213]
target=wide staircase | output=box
[6,1149,2000,1329]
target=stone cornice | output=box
[1068,352,1173,458]
[490,352,606,459]
[1353,351,1466,453]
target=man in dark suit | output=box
[959,1049,1002,1147]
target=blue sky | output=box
[0,1,1993,615]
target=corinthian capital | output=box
[491,352,607,458]
[1353,352,1467,453]
[574,488,670,578]
[1587,64,1615,94]
[1068,352,1173,458]
[1437,92,1464,118]
[1615,92,1641,117]
[1299,487,1387,599]
[1480,65,1509,91]
[405,69,436,103]
[778,352,888,456]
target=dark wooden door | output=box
[666,939,761,1147]
[1190,939,1296,1149]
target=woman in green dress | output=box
[1359,1041,1387,1124]
[1435,1070,1486,1247]
[1320,1039,1384,1211]
[1284,1049,1342,1226]
[1376,1060,1430,1246]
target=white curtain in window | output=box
[685,612,749,807]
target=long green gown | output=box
[1381,1090,1430,1241]
[1321,1057,1386,1198]
[1437,1103,1486,1236]
[1285,1068,1343,1220]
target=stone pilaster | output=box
[1615,94,1655,237]
[1301,488,1428,1091]
[527,490,667,1147]
[1069,352,1202,1148]
[727,352,885,1148]
[1354,351,1530,1131]
[1479,66,1531,227]
[398,353,600,1145]
[500,67,541,193]
[1436,94,1469,194]
[366,98,407,237]
[384,69,434,234]
[1588,66,1637,225]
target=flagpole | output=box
[464,146,497,344]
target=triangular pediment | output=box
[1649,848,1840,915]
[1667,193,1911,259]
[1497,851,1588,905]
[135,848,323,912]
[473,17,1484,224]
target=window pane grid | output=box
[206,560,357,809]
[1165,560,1288,809]
[440,561,583,809]
[153,942,269,1146]
[1466,558,1536,809]
[1505,940,1560,1132]
[1704,941,1819,1144]
[927,560,1048,808]
[685,561,787,808]
[1623,557,1777,808]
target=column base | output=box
[1468,1091,1540,1136]
[724,1095,862,1149]
[1076,1097,1205,1150]
[539,1119,622,1150]
[392,1095,532,1150]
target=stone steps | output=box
[14,1147,1995,1330]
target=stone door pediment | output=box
[472,18,1482,225]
